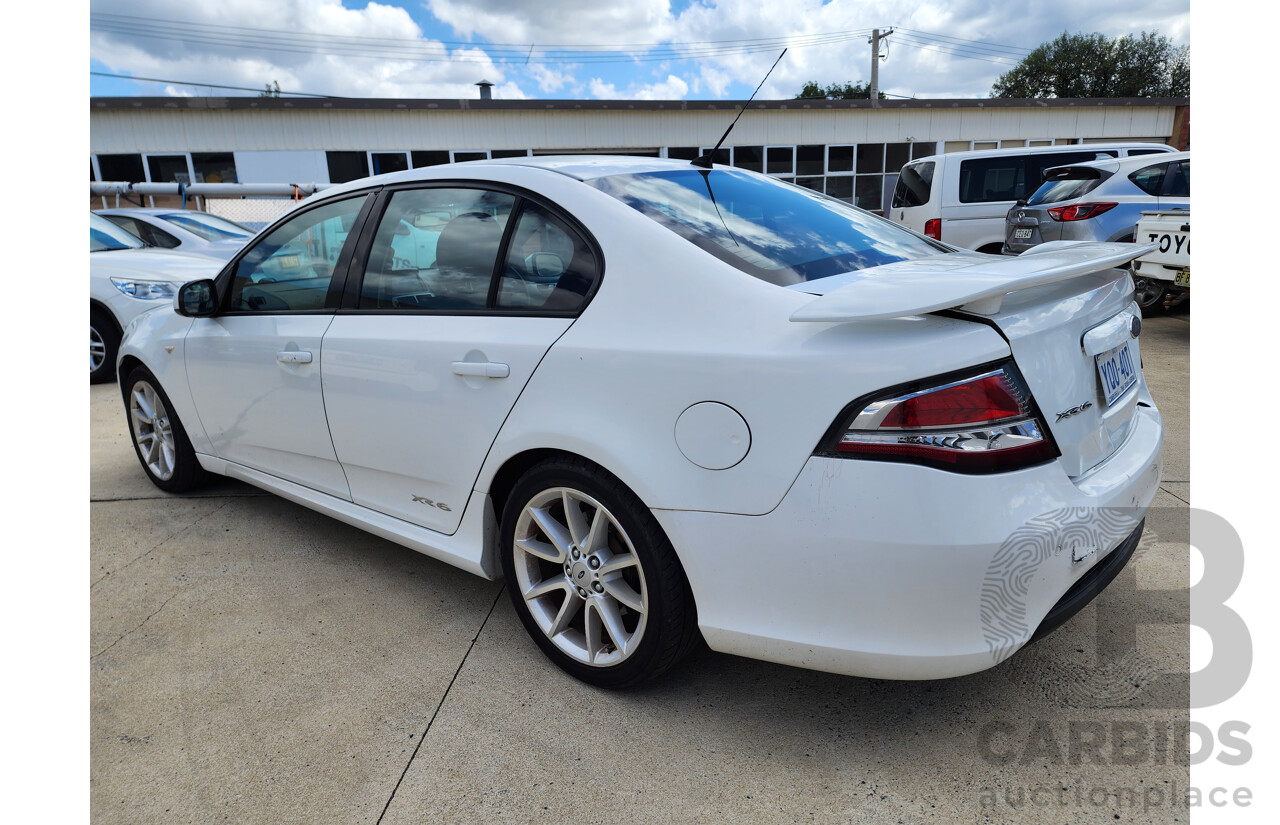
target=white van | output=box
[888,143,1177,253]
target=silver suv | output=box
[1003,151,1189,255]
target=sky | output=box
[88,0,1190,101]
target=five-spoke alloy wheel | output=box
[502,459,697,688]
[90,308,121,384]
[124,366,210,493]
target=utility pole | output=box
[869,28,893,108]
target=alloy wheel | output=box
[129,380,176,481]
[511,487,649,666]
[90,325,107,373]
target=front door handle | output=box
[451,361,510,379]
[277,350,313,364]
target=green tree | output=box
[259,80,281,98]
[795,80,885,100]
[991,31,1189,99]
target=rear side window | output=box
[958,157,1025,203]
[891,161,934,208]
[1129,162,1171,196]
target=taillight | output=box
[924,218,941,240]
[1046,202,1118,222]
[822,363,1058,474]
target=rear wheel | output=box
[124,366,211,493]
[501,458,698,688]
[90,308,120,384]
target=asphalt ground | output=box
[90,309,1191,824]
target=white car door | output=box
[184,194,372,499]
[321,186,600,534]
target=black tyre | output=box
[1133,276,1166,314]
[123,366,211,493]
[90,308,121,385]
[501,457,698,688]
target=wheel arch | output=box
[90,300,122,335]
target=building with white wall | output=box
[90,95,1188,214]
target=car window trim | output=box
[211,190,379,316]
[337,178,604,317]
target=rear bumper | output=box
[653,401,1162,680]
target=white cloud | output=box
[427,0,676,46]
[588,73,689,101]
[91,0,526,98]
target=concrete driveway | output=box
[91,311,1191,824]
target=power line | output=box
[90,13,875,65]
[89,71,332,98]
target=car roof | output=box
[906,143,1177,166]
[1044,150,1190,175]
[95,208,182,217]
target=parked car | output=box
[95,207,254,260]
[1002,152,1190,276]
[888,143,1176,253]
[116,157,1163,687]
[90,213,222,383]
[1130,209,1191,311]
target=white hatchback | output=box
[117,157,1163,687]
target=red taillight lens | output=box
[924,218,941,240]
[878,372,1024,428]
[826,364,1057,474]
[1046,202,1118,222]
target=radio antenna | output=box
[692,48,787,169]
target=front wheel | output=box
[90,308,120,384]
[501,458,698,688]
[124,366,211,493]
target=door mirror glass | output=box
[177,279,217,317]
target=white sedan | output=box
[116,157,1163,687]
[95,207,254,260]
[90,213,223,383]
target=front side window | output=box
[359,188,515,310]
[590,169,945,287]
[227,195,367,312]
[1162,160,1190,197]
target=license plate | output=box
[1013,228,1033,239]
[1174,267,1190,287]
[1096,341,1138,407]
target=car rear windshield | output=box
[158,212,254,241]
[1026,169,1112,205]
[90,213,145,252]
[891,161,934,208]
[589,169,946,286]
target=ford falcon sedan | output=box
[116,156,1163,688]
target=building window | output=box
[412,151,451,168]
[665,146,700,161]
[326,151,369,183]
[491,149,531,159]
[732,145,763,172]
[911,142,937,159]
[191,152,237,183]
[371,152,409,175]
[699,146,731,165]
[145,154,190,183]
[96,154,144,182]
[452,151,489,163]
[796,145,824,177]
[766,146,793,175]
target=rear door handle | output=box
[277,350,313,364]
[451,361,509,378]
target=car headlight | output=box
[110,277,178,300]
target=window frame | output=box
[338,179,605,319]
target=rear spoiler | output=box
[789,241,1156,323]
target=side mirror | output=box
[525,252,566,279]
[1014,198,1027,207]
[176,279,217,317]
